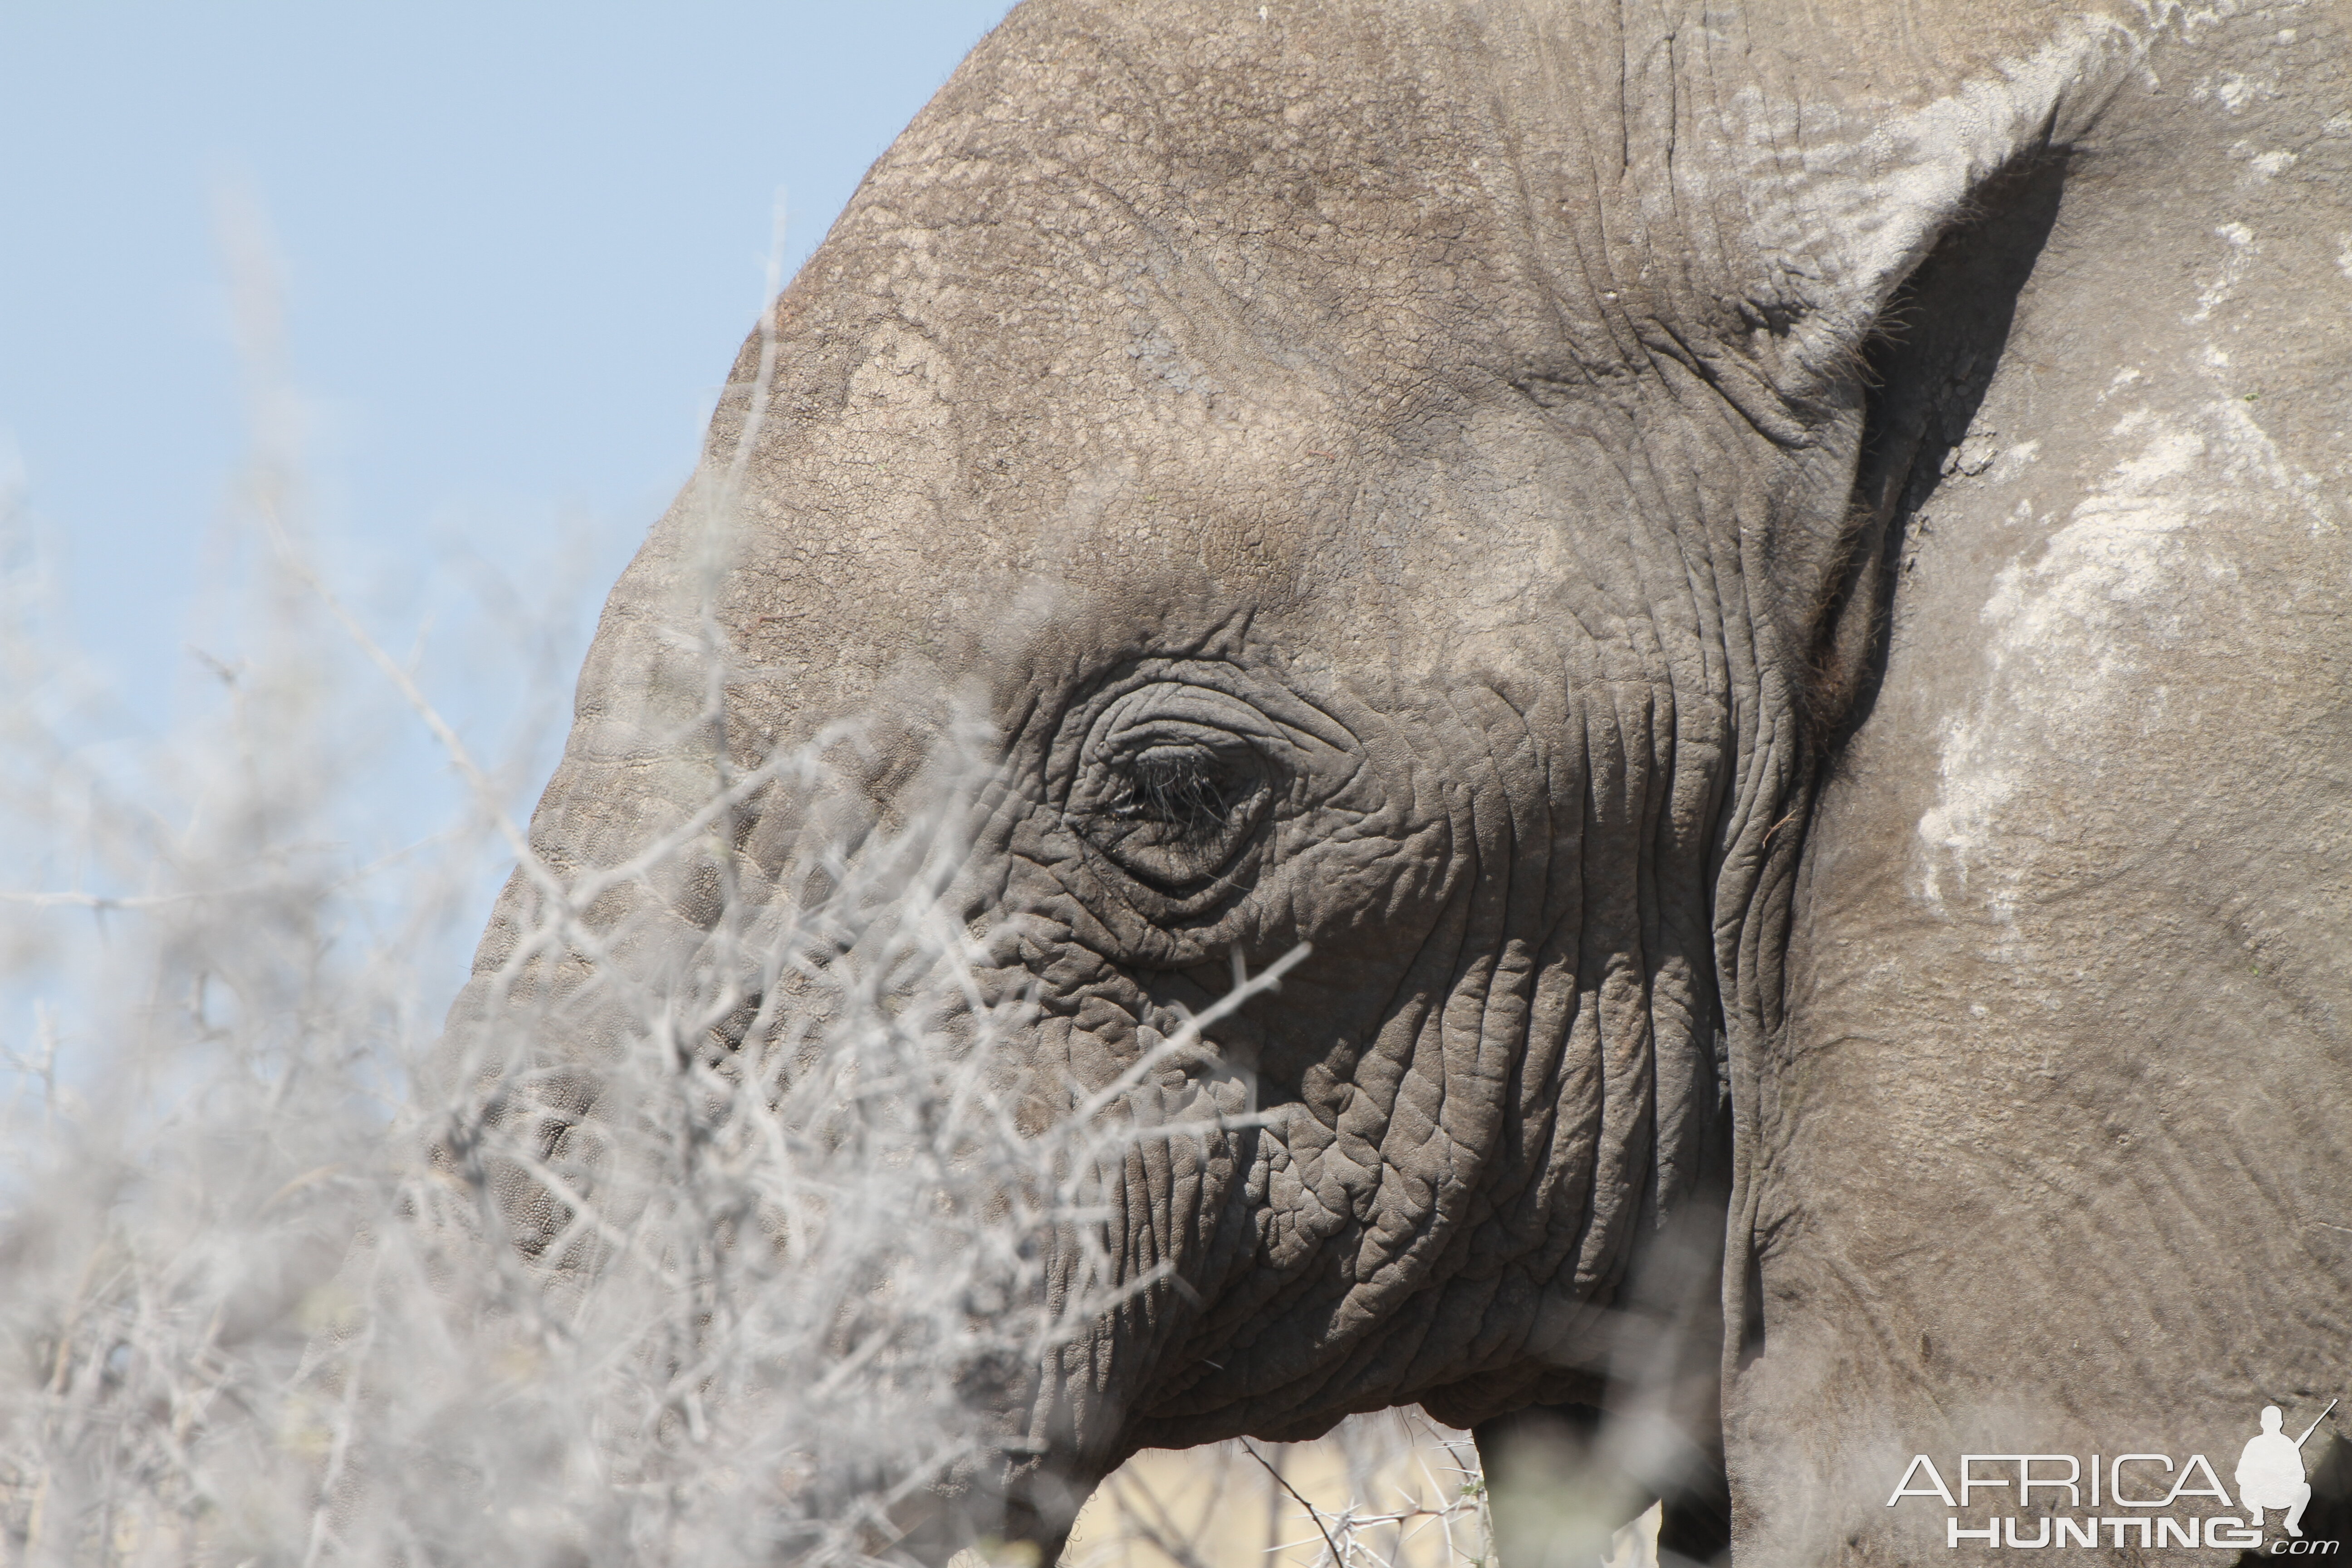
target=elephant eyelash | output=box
[1071,733,1274,894]
[1105,750,1254,840]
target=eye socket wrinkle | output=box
[1058,677,1296,897]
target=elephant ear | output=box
[1710,12,2143,744]
[1656,4,2156,1372]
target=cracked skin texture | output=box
[450,1,2352,1560]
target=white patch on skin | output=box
[2203,72,2278,113]
[2248,148,2298,180]
[2337,235,2352,282]
[1915,715,2021,907]
[2327,113,2352,139]
[1987,438,2041,484]
[2097,366,2143,404]
[2189,222,2256,322]
[1916,395,2333,908]
[1918,416,2197,906]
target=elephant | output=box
[446,0,2352,1562]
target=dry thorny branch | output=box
[0,233,1522,1568]
[0,488,1499,1566]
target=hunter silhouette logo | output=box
[2241,1401,2336,1539]
[1886,1398,2340,1552]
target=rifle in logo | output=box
[2240,1399,2337,1539]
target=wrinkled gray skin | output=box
[455,2,2352,1561]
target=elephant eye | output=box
[1108,748,1246,835]
[1074,739,1270,893]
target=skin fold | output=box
[448,2,2352,1561]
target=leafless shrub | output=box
[0,232,1512,1568]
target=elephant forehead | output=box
[709,281,1686,711]
[678,1,1822,729]
[710,431,1660,753]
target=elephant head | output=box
[444,1,2329,1560]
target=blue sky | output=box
[0,2,1015,740]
